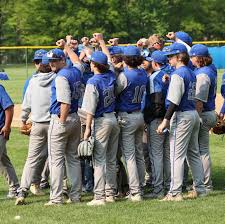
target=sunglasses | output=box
[33,59,42,65]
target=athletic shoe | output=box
[44,201,63,206]
[144,191,164,199]
[105,196,115,203]
[7,190,17,199]
[40,181,50,190]
[183,190,207,199]
[87,199,106,206]
[66,198,81,204]
[30,184,45,196]
[15,197,26,205]
[160,193,183,202]
[129,194,143,202]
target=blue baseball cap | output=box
[164,43,187,56]
[41,54,49,65]
[176,31,192,45]
[150,50,167,64]
[123,46,141,56]
[189,44,209,57]
[47,49,65,60]
[0,72,9,80]
[144,56,153,62]
[33,49,47,60]
[108,46,123,55]
[90,51,108,65]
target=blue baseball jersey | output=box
[0,85,14,129]
[167,66,196,111]
[116,68,148,112]
[50,67,82,115]
[87,71,116,118]
[195,65,217,111]
[220,72,225,114]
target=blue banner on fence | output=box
[209,46,225,69]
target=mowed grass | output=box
[0,64,224,104]
[0,129,225,224]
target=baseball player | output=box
[190,44,217,192]
[157,43,206,201]
[82,34,120,206]
[23,49,47,97]
[143,51,171,199]
[45,48,82,206]
[15,55,56,205]
[0,84,19,198]
[116,46,148,201]
[219,72,225,120]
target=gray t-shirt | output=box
[55,76,71,104]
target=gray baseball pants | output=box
[118,111,145,195]
[93,113,120,200]
[169,110,205,195]
[199,111,217,190]
[48,113,81,203]
[19,122,49,192]
[0,135,19,192]
[148,118,170,193]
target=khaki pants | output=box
[19,122,49,192]
[199,111,217,190]
[48,113,81,203]
[0,135,19,192]
[93,113,120,200]
[169,110,205,195]
[118,111,145,195]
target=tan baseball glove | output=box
[20,122,32,136]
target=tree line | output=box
[1,0,225,46]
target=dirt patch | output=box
[12,94,225,128]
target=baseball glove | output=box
[77,136,95,157]
[212,119,225,135]
[20,122,32,136]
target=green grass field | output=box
[0,65,224,104]
[0,129,225,224]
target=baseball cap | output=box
[189,44,209,57]
[41,54,49,65]
[164,43,187,56]
[0,72,9,80]
[108,46,123,55]
[46,49,65,60]
[33,49,47,60]
[150,50,167,64]
[90,51,108,65]
[123,46,141,56]
[144,57,153,62]
[176,31,192,45]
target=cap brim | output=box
[164,50,180,56]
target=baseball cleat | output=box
[66,198,81,204]
[7,190,17,199]
[129,194,143,202]
[160,193,183,202]
[183,190,207,199]
[105,196,115,203]
[15,197,26,205]
[30,184,45,196]
[87,199,106,206]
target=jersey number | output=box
[132,85,146,103]
[188,82,196,100]
[104,87,115,107]
[72,81,82,100]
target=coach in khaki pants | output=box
[45,48,82,205]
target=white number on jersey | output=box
[72,81,82,100]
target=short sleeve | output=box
[0,85,14,110]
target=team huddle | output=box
[1,31,225,206]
